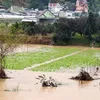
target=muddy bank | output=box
[0,70,100,100]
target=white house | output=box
[59,10,82,19]
[9,6,25,14]
[21,16,38,23]
[48,3,63,16]
[98,11,100,16]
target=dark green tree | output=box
[84,12,97,39]
[29,0,48,9]
[53,19,72,45]
[2,0,12,8]
[88,0,100,12]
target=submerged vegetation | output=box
[36,74,59,87]
[5,47,81,69]
[32,49,100,72]
[71,70,94,81]
[2,46,99,71]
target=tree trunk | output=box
[0,68,7,78]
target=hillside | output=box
[0,0,75,8]
[0,0,99,11]
[11,0,29,6]
[0,0,29,7]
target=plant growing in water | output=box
[36,74,59,87]
[0,23,22,78]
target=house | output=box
[9,6,25,14]
[48,3,63,16]
[23,9,39,16]
[59,11,75,18]
[0,5,6,9]
[59,10,82,19]
[21,9,40,23]
[76,0,88,13]
[98,11,100,16]
[21,16,38,23]
[0,5,7,14]
[38,9,56,23]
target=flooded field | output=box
[0,45,100,100]
[13,44,88,53]
[0,70,100,100]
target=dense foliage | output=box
[10,12,100,46]
[1,0,100,11]
[5,47,80,69]
[32,49,100,72]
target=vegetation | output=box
[71,70,94,81]
[9,13,100,46]
[5,47,80,69]
[0,22,99,72]
[0,11,99,47]
[84,12,97,40]
[0,23,21,78]
[32,49,100,72]
[36,74,59,87]
[0,0,100,11]
[88,0,100,12]
[2,0,12,8]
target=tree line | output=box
[10,12,100,45]
[1,0,100,12]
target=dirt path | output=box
[24,49,88,70]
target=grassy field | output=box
[5,47,81,69]
[32,49,100,72]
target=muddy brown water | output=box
[0,45,100,100]
[0,70,100,100]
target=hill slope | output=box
[0,0,29,7]
[0,0,75,7]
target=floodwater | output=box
[13,44,89,53]
[0,44,100,100]
[0,70,100,100]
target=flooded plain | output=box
[0,44,100,100]
[0,70,100,100]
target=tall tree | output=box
[2,0,12,8]
[88,0,100,12]
[29,0,49,9]
[84,12,96,39]
[0,23,22,78]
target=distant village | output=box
[0,0,99,23]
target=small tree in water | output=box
[0,23,20,78]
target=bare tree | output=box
[0,23,19,78]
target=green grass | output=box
[5,47,81,69]
[32,49,100,72]
[69,34,90,46]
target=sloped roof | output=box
[22,17,37,22]
[38,9,56,19]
